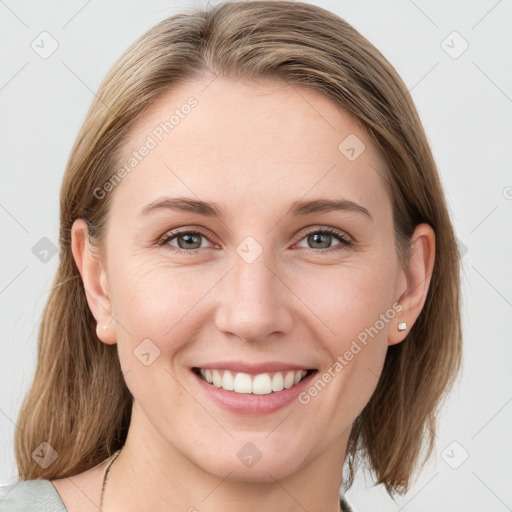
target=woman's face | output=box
[80,77,412,481]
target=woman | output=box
[0,1,461,511]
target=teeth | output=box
[198,368,308,394]
[253,373,272,395]
[222,370,235,391]
[284,371,295,389]
[234,372,253,393]
[271,372,284,392]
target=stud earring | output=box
[102,325,108,330]
[397,322,407,332]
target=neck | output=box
[104,402,348,512]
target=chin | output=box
[190,442,305,483]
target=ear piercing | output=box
[102,325,108,330]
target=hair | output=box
[14,0,461,496]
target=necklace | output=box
[99,449,122,511]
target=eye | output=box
[156,227,352,254]
[157,230,215,253]
[295,227,351,252]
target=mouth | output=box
[192,367,316,395]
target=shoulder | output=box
[0,479,67,511]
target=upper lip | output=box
[192,361,316,374]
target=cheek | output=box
[292,265,397,432]
[107,260,203,414]
[291,257,397,409]
[292,254,398,345]
[107,256,217,359]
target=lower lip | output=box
[191,369,318,416]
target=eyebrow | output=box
[139,197,372,220]
[287,198,371,219]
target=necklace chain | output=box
[99,449,122,512]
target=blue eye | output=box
[157,227,351,254]
[296,228,350,251]
[158,230,211,251]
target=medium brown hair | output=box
[14,0,461,496]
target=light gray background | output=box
[1,1,511,511]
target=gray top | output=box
[0,478,354,511]
[0,479,67,512]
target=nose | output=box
[214,250,294,343]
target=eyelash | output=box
[156,227,352,255]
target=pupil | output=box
[309,233,330,249]
[178,233,201,249]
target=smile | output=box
[193,368,313,394]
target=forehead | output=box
[111,77,390,219]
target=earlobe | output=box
[71,219,117,345]
[388,223,436,346]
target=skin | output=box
[52,77,435,512]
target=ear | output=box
[71,218,117,345]
[388,223,435,346]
